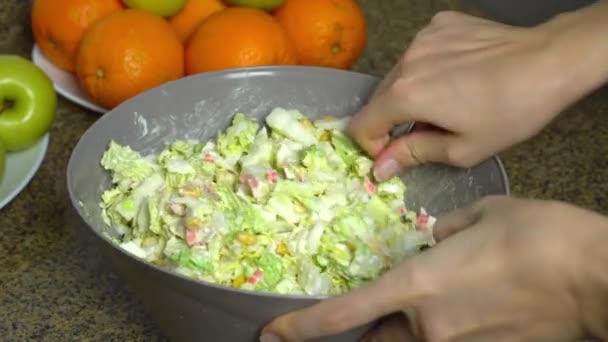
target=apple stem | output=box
[0,99,14,114]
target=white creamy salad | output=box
[98,107,436,296]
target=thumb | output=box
[260,262,423,342]
[373,131,457,181]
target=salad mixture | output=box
[99,108,436,296]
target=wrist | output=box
[538,1,608,105]
[568,206,608,339]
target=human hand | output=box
[349,8,608,182]
[260,196,608,341]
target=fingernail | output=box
[260,333,282,342]
[374,158,401,181]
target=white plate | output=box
[31,44,108,114]
[0,134,50,210]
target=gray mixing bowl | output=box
[66,66,509,342]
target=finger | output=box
[260,279,400,342]
[348,77,422,158]
[433,202,484,241]
[361,313,417,342]
[348,94,404,158]
[260,264,424,342]
[373,131,458,181]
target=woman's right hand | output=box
[349,5,608,182]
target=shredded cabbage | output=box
[99,107,436,296]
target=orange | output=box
[274,0,367,69]
[185,7,296,75]
[75,9,184,109]
[169,0,226,43]
[31,0,124,72]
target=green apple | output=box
[225,0,286,11]
[0,55,57,152]
[123,0,188,17]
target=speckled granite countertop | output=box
[1,0,607,341]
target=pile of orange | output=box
[31,0,367,109]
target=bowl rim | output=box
[66,65,511,301]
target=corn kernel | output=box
[275,241,290,256]
[184,216,203,230]
[236,232,257,246]
[179,184,201,198]
[300,118,314,129]
[319,130,331,142]
[294,202,306,213]
[322,116,336,121]
[232,275,246,288]
[142,236,157,247]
